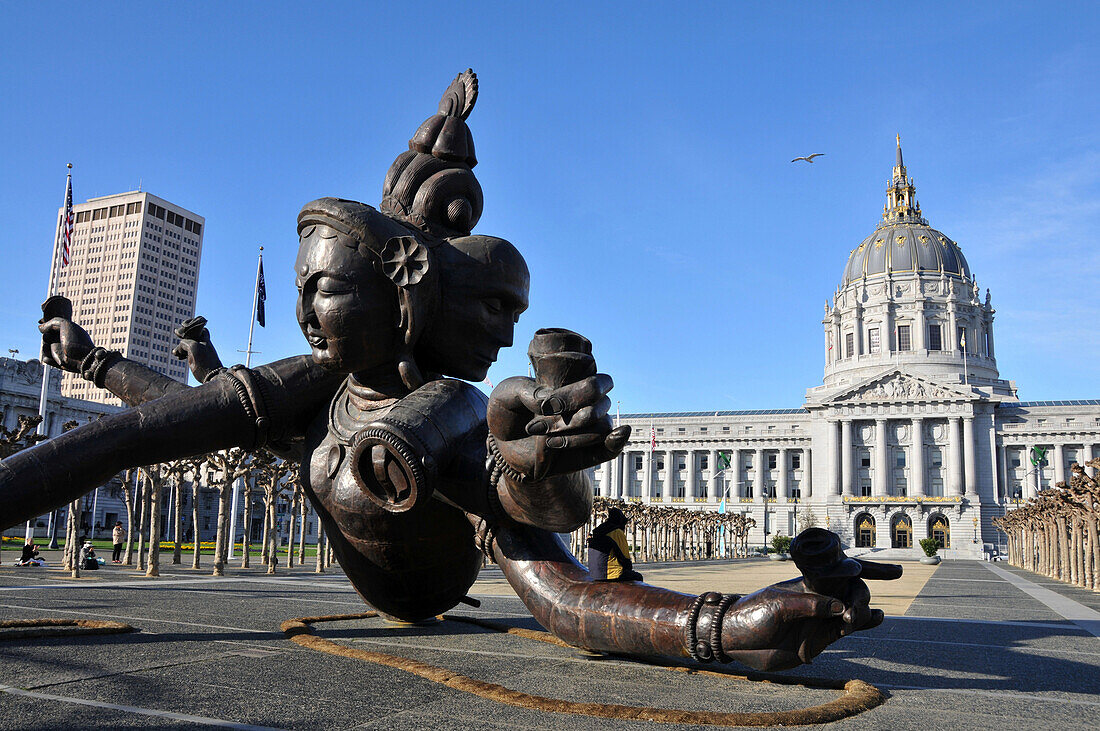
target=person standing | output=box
[111,521,125,563]
[587,507,643,582]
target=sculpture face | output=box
[295,224,398,375]
[419,237,530,381]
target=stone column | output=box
[997,444,1008,502]
[884,304,895,356]
[841,420,854,497]
[911,417,925,497]
[948,305,958,352]
[987,420,999,503]
[1085,444,1095,478]
[1054,443,1065,486]
[777,448,788,500]
[686,450,697,500]
[660,448,668,499]
[874,418,888,497]
[948,417,963,496]
[827,421,838,496]
[642,450,653,500]
[1023,443,1036,499]
[963,416,978,498]
[915,299,927,349]
[710,451,721,501]
[754,448,765,500]
[803,448,812,499]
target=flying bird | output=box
[791,153,825,163]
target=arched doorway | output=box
[855,514,876,548]
[891,514,912,548]
[928,514,950,549]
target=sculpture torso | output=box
[302,377,484,621]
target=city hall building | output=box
[599,142,1100,559]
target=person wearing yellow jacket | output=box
[586,507,643,582]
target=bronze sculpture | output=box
[1,70,900,671]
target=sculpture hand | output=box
[487,371,630,481]
[38,317,94,372]
[720,558,901,671]
[718,582,849,671]
[172,317,224,382]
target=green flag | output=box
[717,451,731,471]
[1029,446,1047,467]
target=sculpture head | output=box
[381,69,483,239]
[296,198,437,390]
[418,235,529,382]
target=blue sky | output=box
[1,2,1097,412]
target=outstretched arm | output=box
[0,355,342,531]
[479,519,900,671]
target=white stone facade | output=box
[601,143,1100,560]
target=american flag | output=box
[650,425,656,452]
[255,256,266,327]
[60,173,73,267]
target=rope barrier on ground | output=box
[281,612,885,727]
[0,618,134,642]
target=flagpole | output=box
[245,247,263,368]
[229,246,263,559]
[30,164,72,543]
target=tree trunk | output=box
[260,495,271,566]
[122,470,135,565]
[241,482,253,568]
[191,480,202,569]
[266,499,278,575]
[297,497,308,565]
[172,480,183,565]
[146,476,162,577]
[286,493,297,568]
[136,475,149,571]
[315,524,325,573]
[212,486,230,576]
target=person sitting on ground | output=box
[17,542,45,566]
[111,521,125,563]
[587,507,643,582]
[80,541,100,570]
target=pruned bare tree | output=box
[204,448,254,576]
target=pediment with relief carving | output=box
[828,371,969,404]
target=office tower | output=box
[51,191,204,405]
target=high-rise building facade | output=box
[51,191,204,405]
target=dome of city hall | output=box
[841,138,971,287]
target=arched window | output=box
[891,514,912,548]
[929,514,950,549]
[855,514,876,548]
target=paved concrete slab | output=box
[1,557,1098,729]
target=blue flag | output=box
[256,257,266,327]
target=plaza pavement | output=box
[0,552,1098,730]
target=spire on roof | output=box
[882,136,923,223]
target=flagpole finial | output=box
[66,163,72,169]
